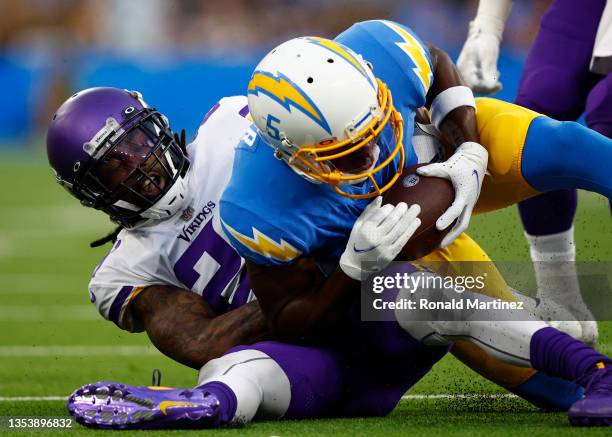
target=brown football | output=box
[382,164,455,260]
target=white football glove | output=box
[417,142,488,248]
[340,197,421,281]
[457,20,503,95]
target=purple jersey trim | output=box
[239,105,249,118]
[109,285,134,325]
[92,239,121,278]
[201,102,221,126]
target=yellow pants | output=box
[417,99,547,388]
[474,97,542,214]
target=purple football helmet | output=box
[47,87,189,228]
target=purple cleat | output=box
[569,363,612,426]
[67,381,222,429]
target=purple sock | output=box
[530,327,611,384]
[197,381,237,424]
[518,190,577,236]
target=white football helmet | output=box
[247,37,405,199]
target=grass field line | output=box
[0,345,159,357]
[0,393,519,402]
[0,273,85,293]
[0,305,98,321]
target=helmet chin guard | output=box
[79,108,190,228]
[138,172,188,221]
[288,79,404,199]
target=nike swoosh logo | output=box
[159,401,198,415]
[472,169,480,186]
[354,244,378,253]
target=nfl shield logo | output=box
[180,206,194,221]
[402,174,420,188]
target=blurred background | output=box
[0,0,549,145]
[2,0,611,403]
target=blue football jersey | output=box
[220,20,433,266]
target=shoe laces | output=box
[577,363,612,396]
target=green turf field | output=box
[1,153,611,436]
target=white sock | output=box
[198,349,291,425]
[525,227,592,319]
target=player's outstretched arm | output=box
[457,0,512,94]
[131,285,269,369]
[417,43,488,247]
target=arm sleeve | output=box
[472,0,513,37]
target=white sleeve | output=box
[88,233,167,332]
[472,0,513,37]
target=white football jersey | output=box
[89,96,254,332]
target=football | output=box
[382,164,455,260]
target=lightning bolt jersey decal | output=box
[248,71,332,135]
[221,220,301,262]
[335,20,434,118]
[381,20,433,93]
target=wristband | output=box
[430,86,476,130]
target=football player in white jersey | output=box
[48,88,268,369]
[48,87,586,429]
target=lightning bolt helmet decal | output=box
[248,71,332,135]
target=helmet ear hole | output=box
[307,77,314,84]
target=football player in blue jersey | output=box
[219,20,612,426]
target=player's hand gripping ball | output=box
[340,197,421,281]
[383,164,455,260]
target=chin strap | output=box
[174,129,187,155]
[90,225,123,248]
